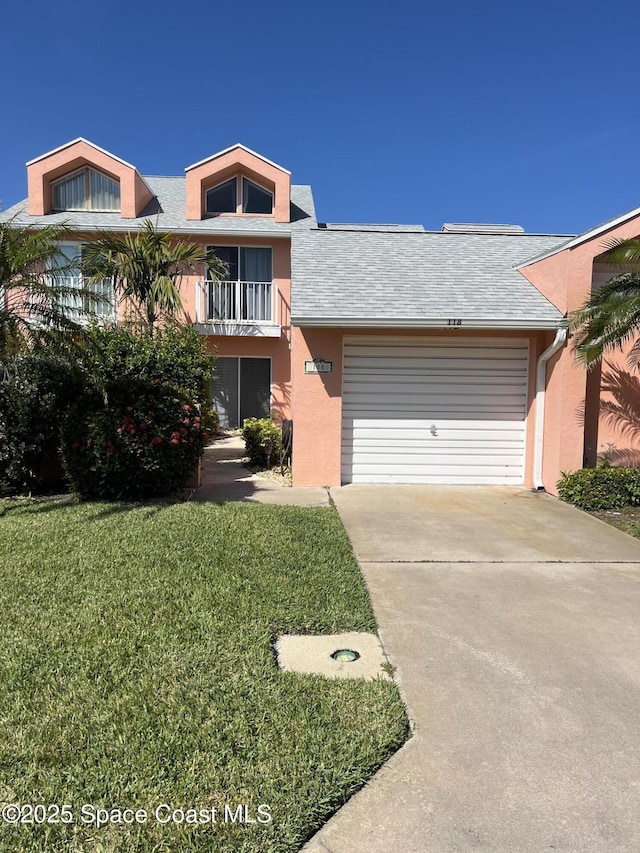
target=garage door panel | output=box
[343,421,526,435]
[350,473,520,485]
[344,343,527,359]
[350,462,524,477]
[341,338,528,485]
[344,375,527,388]
[344,433,525,445]
[344,407,526,419]
[353,447,522,462]
[344,376,524,394]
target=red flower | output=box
[86,439,92,448]
[170,438,179,445]
[183,404,191,412]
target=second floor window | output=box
[209,246,272,283]
[205,177,273,215]
[51,167,120,212]
[51,243,115,319]
[207,246,272,322]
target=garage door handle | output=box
[430,424,438,436]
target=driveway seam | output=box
[358,559,640,564]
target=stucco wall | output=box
[521,212,640,491]
[181,236,292,424]
[27,140,152,218]
[292,327,545,489]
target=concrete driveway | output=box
[304,486,640,853]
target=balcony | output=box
[194,280,281,337]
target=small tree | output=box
[81,220,226,335]
[0,218,93,358]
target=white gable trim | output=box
[516,205,640,268]
[185,143,291,175]
[26,137,138,171]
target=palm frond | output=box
[569,272,640,366]
[601,237,640,266]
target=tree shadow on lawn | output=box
[0,494,184,521]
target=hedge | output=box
[557,465,640,511]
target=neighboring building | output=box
[2,138,639,493]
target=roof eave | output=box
[0,216,292,239]
[290,316,563,330]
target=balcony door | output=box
[207,247,272,322]
[210,357,271,429]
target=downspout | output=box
[533,328,567,490]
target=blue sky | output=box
[2,0,639,235]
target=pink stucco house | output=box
[3,137,639,494]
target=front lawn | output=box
[0,501,408,852]
[589,505,640,538]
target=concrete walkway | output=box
[304,485,640,853]
[192,437,329,506]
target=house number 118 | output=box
[447,319,462,326]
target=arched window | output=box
[51,167,120,212]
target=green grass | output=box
[0,500,408,852]
[589,504,640,538]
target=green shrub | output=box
[59,324,214,500]
[0,355,82,494]
[80,322,214,401]
[241,417,282,467]
[557,465,640,511]
[60,379,207,500]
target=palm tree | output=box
[570,238,640,367]
[0,218,89,358]
[81,220,226,335]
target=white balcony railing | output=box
[195,280,278,326]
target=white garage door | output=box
[341,337,529,485]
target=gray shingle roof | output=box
[0,177,316,235]
[291,229,568,328]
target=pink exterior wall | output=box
[185,147,291,222]
[178,236,292,423]
[205,335,292,424]
[61,228,292,424]
[596,350,640,467]
[291,327,344,487]
[27,140,152,218]
[520,211,640,493]
[292,327,546,488]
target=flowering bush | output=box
[61,380,207,500]
[57,323,214,500]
